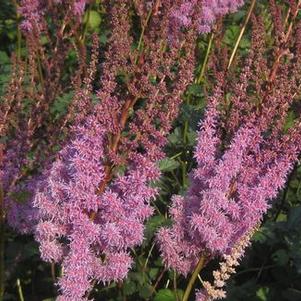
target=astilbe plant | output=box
[158,2,301,300]
[0,2,93,298]
[0,0,93,234]
[3,0,301,300]
[33,0,200,299]
[0,1,246,299]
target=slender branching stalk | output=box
[196,32,215,84]
[227,0,256,70]
[16,279,24,301]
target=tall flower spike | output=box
[157,119,262,273]
[3,0,93,236]
[34,0,199,299]
[158,5,301,300]
[34,113,160,299]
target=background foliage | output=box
[0,1,300,300]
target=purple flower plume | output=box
[29,0,197,298]
[19,0,88,33]
[158,84,301,279]
[4,1,253,299]
[19,0,44,32]
[74,0,88,16]
[5,177,40,234]
[33,111,160,299]
[169,0,245,43]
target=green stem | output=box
[234,264,277,277]
[51,263,56,284]
[182,256,206,301]
[185,32,214,151]
[12,0,21,60]
[196,32,214,84]
[174,271,179,301]
[143,243,155,271]
[134,8,153,64]
[171,171,182,188]
[16,279,24,301]
[179,159,187,188]
[17,27,21,60]
[170,152,183,160]
[36,54,45,90]
[227,0,256,70]
[16,13,22,60]
[150,268,166,295]
[183,118,189,145]
[0,184,4,301]
[80,2,93,44]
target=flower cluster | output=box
[169,0,245,43]
[5,176,40,234]
[158,6,301,299]
[34,112,160,299]
[196,228,256,301]
[1,0,93,237]
[19,0,88,32]
[158,77,301,267]
[74,0,88,16]
[33,0,198,299]
[19,0,44,32]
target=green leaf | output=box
[256,287,269,301]
[232,10,246,22]
[50,92,73,119]
[154,289,176,301]
[186,128,197,145]
[287,206,301,229]
[99,32,108,44]
[224,25,240,45]
[0,50,9,64]
[159,158,180,172]
[275,213,287,222]
[252,230,267,243]
[180,103,204,131]
[239,37,251,49]
[85,10,101,30]
[186,83,203,97]
[144,216,169,244]
[168,127,182,145]
[123,280,137,296]
[149,267,159,280]
[272,249,289,266]
[281,288,301,301]
[139,284,153,298]
[284,111,296,132]
[128,272,145,286]
[9,190,32,204]
[40,35,48,45]
[290,179,300,189]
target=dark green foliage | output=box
[0,51,11,97]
